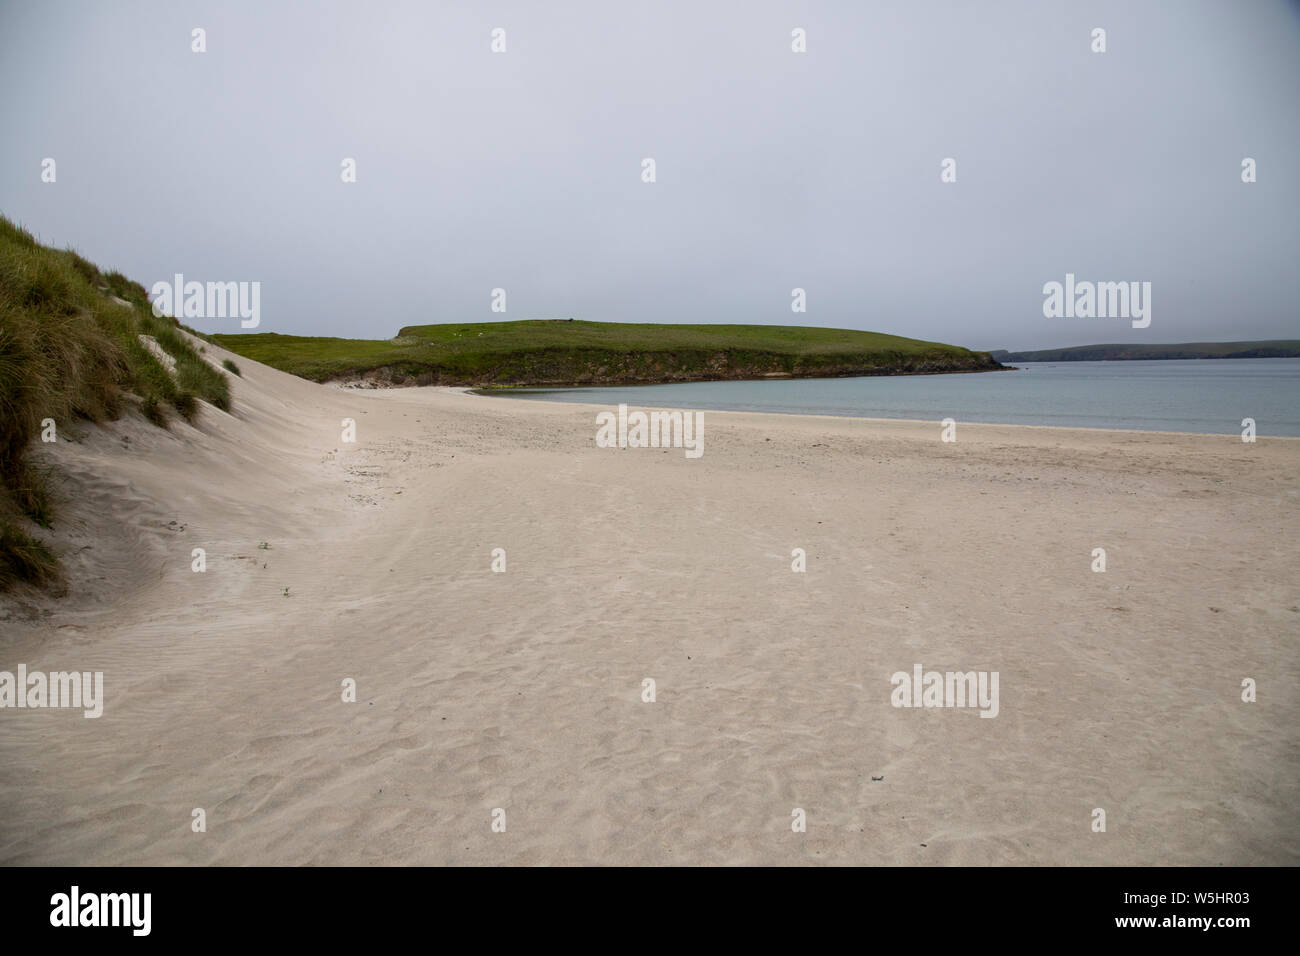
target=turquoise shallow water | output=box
[483,358,1300,437]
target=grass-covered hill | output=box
[212,320,1003,387]
[0,215,230,589]
[990,341,1300,362]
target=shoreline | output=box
[321,362,1012,392]
[439,384,1300,442]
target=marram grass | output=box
[0,214,230,589]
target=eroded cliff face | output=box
[326,349,1006,388]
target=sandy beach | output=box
[1,338,1296,866]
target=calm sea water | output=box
[484,359,1300,437]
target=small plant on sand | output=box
[140,395,167,427]
[0,521,61,589]
[171,390,198,421]
[222,358,242,376]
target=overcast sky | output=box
[2,0,1297,351]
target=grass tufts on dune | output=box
[0,214,230,589]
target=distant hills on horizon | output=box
[989,340,1300,363]
[211,320,1003,387]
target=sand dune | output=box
[1,337,1296,865]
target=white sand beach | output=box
[1,338,1296,866]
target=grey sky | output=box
[2,0,1297,351]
